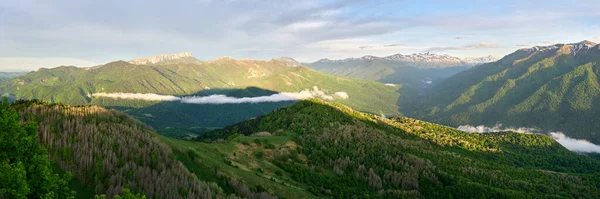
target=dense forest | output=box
[195,99,600,198]
[6,99,232,198]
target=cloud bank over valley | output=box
[458,124,600,153]
[90,86,348,104]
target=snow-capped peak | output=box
[522,40,598,55]
[129,52,193,65]
[313,53,497,68]
[568,40,597,55]
[383,52,463,63]
[463,56,499,65]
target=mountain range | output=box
[406,40,600,144]
[0,54,401,137]
[305,53,498,87]
[3,40,600,198]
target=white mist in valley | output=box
[549,132,600,153]
[90,86,349,104]
[91,93,181,101]
[458,124,600,153]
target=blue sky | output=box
[1,0,599,70]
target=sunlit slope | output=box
[187,99,600,198]
[0,58,401,116]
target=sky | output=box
[1,0,599,71]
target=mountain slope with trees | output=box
[10,99,233,198]
[189,99,600,198]
[0,56,401,136]
[405,41,600,144]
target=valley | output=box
[4,1,600,198]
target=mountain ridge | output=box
[310,53,498,67]
[129,52,195,65]
[406,40,600,144]
[0,57,401,136]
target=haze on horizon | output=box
[1,0,599,71]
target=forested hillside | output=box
[11,99,231,198]
[187,99,600,198]
[406,41,600,144]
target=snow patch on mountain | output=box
[129,52,193,65]
[313,53,497,68]
[521,40,598,55]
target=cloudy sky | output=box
[1,0,599,71]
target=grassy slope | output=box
[185,99,600,198]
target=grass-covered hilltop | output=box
[4,98,600,198]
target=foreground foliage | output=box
[0,98,75,198]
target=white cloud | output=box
[334,92,349,99]
[282,21,330,32]
[425,43,501,52]
[90,93,180,101]
[90,86,349,104]
[595,36,600,41]
[457,124,537,134]
[458,124,600,153]
[550,132,600,153]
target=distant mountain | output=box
[129,52,198,65]
[0,71,27,82]
[463,55,499,65]
[274,56,302,66]
[407,40,600,144]
[0,54,401,136]
[306,53,497,87]
[190,99,600,198]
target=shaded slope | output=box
[193,99,600,198]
